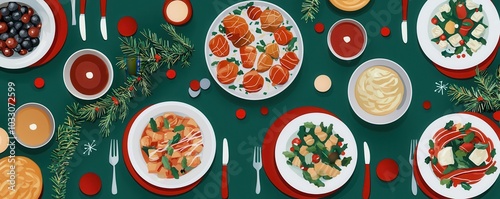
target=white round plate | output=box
[127,102,216,189]
[63,49,113,100]
[205,0,303,100]
[416,113,500,199]
[416,0,500,70]
[0,0,56,69]
[274,112,357,195]
[347,58,412,125]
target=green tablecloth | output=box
[1,0,499,198]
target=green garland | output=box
[448,66,500,113]
[301,0,320,22]
[48,24,194,199]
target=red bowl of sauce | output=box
[63,49,113,100]
[328,19,367,60]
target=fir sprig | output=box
[448,67,500,112]
[301,0,320,22]
[48,24,194,199]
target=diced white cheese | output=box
[467,39,482,52]
[440,3,451,13]
[466,0,479,10]
[438,40,449,49]
[471,12,484,22]
[469,148,488,166]
[438,147,455,166]
[431,26,444,38]
[436,12,445,22]
[448,34,463,47]
[472,24,485,38]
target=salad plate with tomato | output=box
[274,112,357,195]
[417,0,500,70]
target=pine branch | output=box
[301,0,320,22]
[448,68,500,112]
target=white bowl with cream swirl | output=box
[348,58,412,125]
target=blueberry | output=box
[13,44,21,52]
[23,22,33,30]
[20,6,28,14]
[7,2,18,12]
[14,34,21,43]
[31,37,39,47]
[0,7,9,16]
[4,15,13,23]
[8,27,17,36]
[27,47,33,52]
[12,11,22,21]
[21,39,32,49]
[7,21,14,28]
[0,33,8,40]
[30,14,40,25]
[14,22,22,30]
[19,29,27,38]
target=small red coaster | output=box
[314,22,324,33]
[118,16,138,37]
[166,69,176,79]
[261,106,269,115]
[376,158,399,182]
[493,111,500,121]
[79,172,102,196]
[236,108,246,119]
[380,27,391,37]
[423,101,431,110]
[190,80,200,91]
[34,77,44,89]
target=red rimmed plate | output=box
[414,112,500,198]
[122,106,201,195]
[30,0,67,67]
[263,107,355,198]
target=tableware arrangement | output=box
[100,0,107,40]
[222,138,229,199]
[253,146,262,194]
[409,139,417,195]
[205,1,303,100]
[327,18,367,60]
[348,58,412,125]
[79,0,86,41]
[109,139,119,195]
[401,0,408,43]
[14,102,55,149]
[71,0,76,25]
[362,142,371,199]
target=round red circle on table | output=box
[166,69,176,79]
[314,22,325,33]
[376,158,399,182]
[261,106,269,115]
[163,0,193,26]
[423,100,431,110]
[381,26,391,37]
[34,77,45,89]
[79,172,102,196]
[236,108,246,119]
[118,16,138,37]
[493,111,500,121]
[190,80,200,91]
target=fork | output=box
[109,139,119,195]
[253,146,262,194]
[409,139,417,196]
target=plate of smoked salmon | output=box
[205,1,303,100]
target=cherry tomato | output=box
[462,54,466,58]
[459,40,465,46]
[428,148,435,155]
[431,17,438,25]
[312,154,320,163]
[290,147,294,152]
[457,55,461,58]
[341,151,345,156]
[440,35,446,40]
[338,141,343,146]
[292,138,301,146]
[300,165,308,171]
[456,3,467,19]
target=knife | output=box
[79,0,86,41]
[71,0,76,25]
[362,142,371,199]
[401,0,408,43]
[100,0,107,40]
[222,138,229,199]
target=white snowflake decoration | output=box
[434,81,448,95]
[83,140,97,155]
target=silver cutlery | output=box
[409,139,418,195]
[222,138,229,199]
[100,0,107,40]
[79,0,86,41]
[253,146,262,194]
[109,139,119,195]
[71,0,76,25]
[363,142,371,199]
[402,0,408,43]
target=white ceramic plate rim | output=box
[416,113,500,199]
[14,102,55,149]
[347,58,413,125]
[416,0,500,70]
[0,0,56,69]
[62,49,114,100]
[275,112,358,195]
[204,0,303,100]
[127,102,216,189]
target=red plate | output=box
[30,0,68,67]
[122,105,202,195]
[433,40,499,79]
[413,112,500,198]
[262,106,342,198]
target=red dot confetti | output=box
[314,22,325,33]
[166,69,176,79]
[260,106,269,115]
[381,27,391,37]
[376,158,399,182]
[190,80,200,91]
[79,172,102,196]
[423,100,431,110]
[236,108,246,120]
[493,111,500,121]
[118,16,138,37]
[34,77,44,89]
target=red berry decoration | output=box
[236,108,246,120]
[380,26,391,37]
[423,100,431,110]
[477,96,484,102]
[79,172,102,196]
[166,69,176,79]
[314,22,325,33]
[137,76,142,81]
[112,96,119,105]
[34,77,45,89]
[154,54,161,62]
[376,158,399,182]
[129,86,134,91]
[493,111,500,121]
[190,80,200,91]
[260,106,269,115]
[95,107,99,112]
